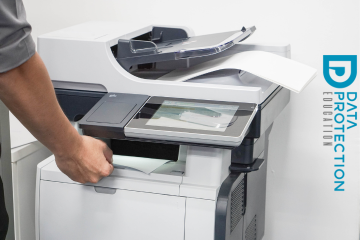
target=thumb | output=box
[107,162,114,176]
[101,160,114,177]
[103,144,113,164]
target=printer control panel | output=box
[79,93,257,147]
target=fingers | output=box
[88,176,101,184]
[55,136,115,185]
[87,165,113,183]
[102,142,113,164]
[107,162,114,176]
[73,177,86,184]
[100,161,114,177]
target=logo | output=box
[109,94,117,98]
[322,55,358,192]
[323,55,357,88]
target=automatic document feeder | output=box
[35,22,315,240]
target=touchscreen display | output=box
[146,101,238,132]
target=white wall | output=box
[23,0,359,239]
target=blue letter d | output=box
[323,55,357,88]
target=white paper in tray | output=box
[159,51,317,93]
[112,155,171,174]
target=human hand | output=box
[0,53,113,184]
[55,135,114,184]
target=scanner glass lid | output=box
[126,97,258,139]
[146,100,238,132]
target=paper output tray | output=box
[117,26,256,70]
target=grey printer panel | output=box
[79,93,258,148]
[79,93,149,139]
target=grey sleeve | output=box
[0,0,36,73]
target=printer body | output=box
[35,22,291,240]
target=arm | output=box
[0,53,114,183]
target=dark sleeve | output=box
[0,0,36,73]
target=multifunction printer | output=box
[35,22,316,240]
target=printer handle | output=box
[94,186,116,195]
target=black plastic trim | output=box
[55,89,106,121]
[111,139,179,161]
[229,158,265,173]
[231,138,254,164]
[215,173,246,240]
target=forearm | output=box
[0,53,81,156]
[0,52,113,183]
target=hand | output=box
[0,53,113,184]
[55,136,114,184]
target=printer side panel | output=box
[243,152,267,240]
[35,156,56,240]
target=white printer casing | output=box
[36,146,239,240]
[35,22,295,240]
[38,22,290,104]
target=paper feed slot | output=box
[112,155,171,174]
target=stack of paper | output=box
[159,51,317,93]
[112,155,171,174]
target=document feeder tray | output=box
[117,26,256,70]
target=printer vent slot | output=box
[230,178,245,233]
[245,215,257,240]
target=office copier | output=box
[35,22,314,240]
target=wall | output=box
[23,0,359,239]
